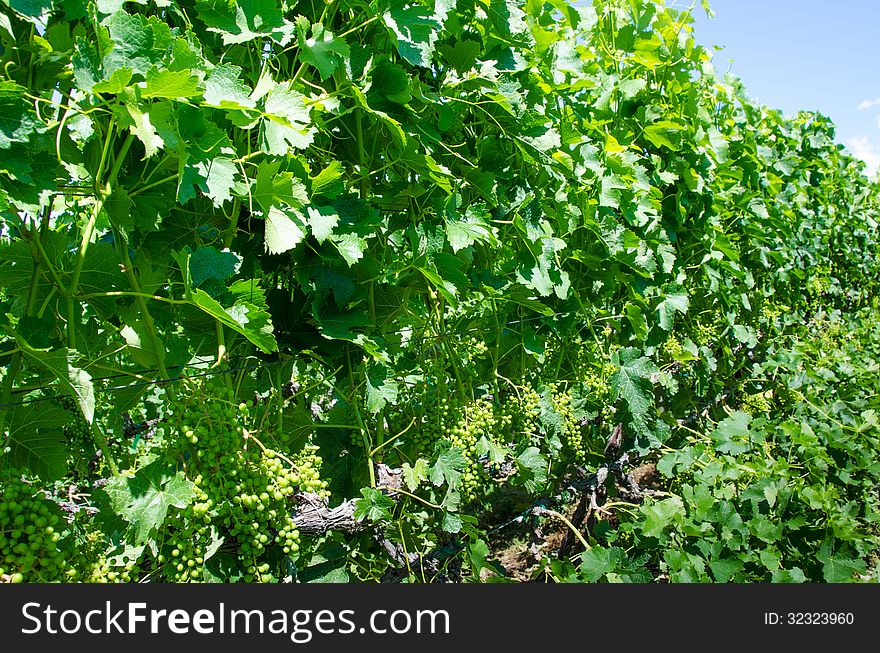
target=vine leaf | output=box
[516,447,548,492]
[254,159,308,212]
[188,285,278,353]
[264,207,307,254]
[817,541,865,582]
[353,487,395,523]
[296,20,350,80]
[429,441,466,489]
[189,246,242,289]
[202,64,256,110]
[445,211,496,252]
[639,496,685,539]
[260,81,316,154]
[625,302,648,340]
[382,3,442,68]
[102,12,173,78]
[195,0,291,45]
[0,80,39,148]
[610,347,658,443]
[104,459,195,545]
[643,120,687,151]
[15,338,96,423]
[5,402,68,480]
[709,411,752,456]
[143,67,203,99]
[656,289,689,331]
[365,363,399,413]
[402,458,429,491]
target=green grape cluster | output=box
[548,383,585,465]
[500,385,540,445]
[581,365,613,407]
[414,395,498,502]
[761,302,783,322]
[452,397,496,501]
[0,473,68,582]
[155,379,329,582]
[740,391,772,415]
[289,446,330,497]
[58,397,95,479]
[73,530,140,583]
[691,322,717,348]
[661,335,683,361]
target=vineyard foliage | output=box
[0,0,879,583]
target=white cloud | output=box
[846,136,880,178]
[858,97,880,111]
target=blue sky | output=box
[685,0,880,177]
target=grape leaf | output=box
[202,64,256,110]
[0,81,38,148]
[331,232,367,266]
[516,447,548,492]
[183,276,278,352]
[365,363,399,413]
[639,497,684,539]
[402,458,429,491]
[429,442,466,488]
[445,213,496,252]
[442,511,462,533]
[579,546,623,582]
[103,12,173,77]
[307,205,339,243]
[260,81,316,154]
[353,487,395,522]
[265,206,308,254]
[5,402,69,480]
[104,460,195,545]
[643,120,687,151]
[188,246,241,288]
[15,341,96,424]
[296,20,350,80]
[709,411,752,456]
[611,347,658,441]
[382,4,442,68]
[142,67,203,99]
[196,0,291,45]
[656,289,689,331]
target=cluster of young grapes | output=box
[547,383,586,465]
[660,335,684,361]
[289,446,330,497]
[59,397,96,479]
[580,364,613,407]
[497,385,540,446]
[461,335,489,361]
[760,301,787,324]
[0,472,68,582]
[691,322,716,348]
[156,379,329,582]
[71,530,140,583]
[415,395,499,502]
[739,391,773,415]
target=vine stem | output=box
[534,507,592,552]
[110,220,169,379]
[0,251,41,435]
[347,349,375,487]
[68,130,134,350]
[0,209,53,434]
[370,417,416,457]
[384,487,442,510]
